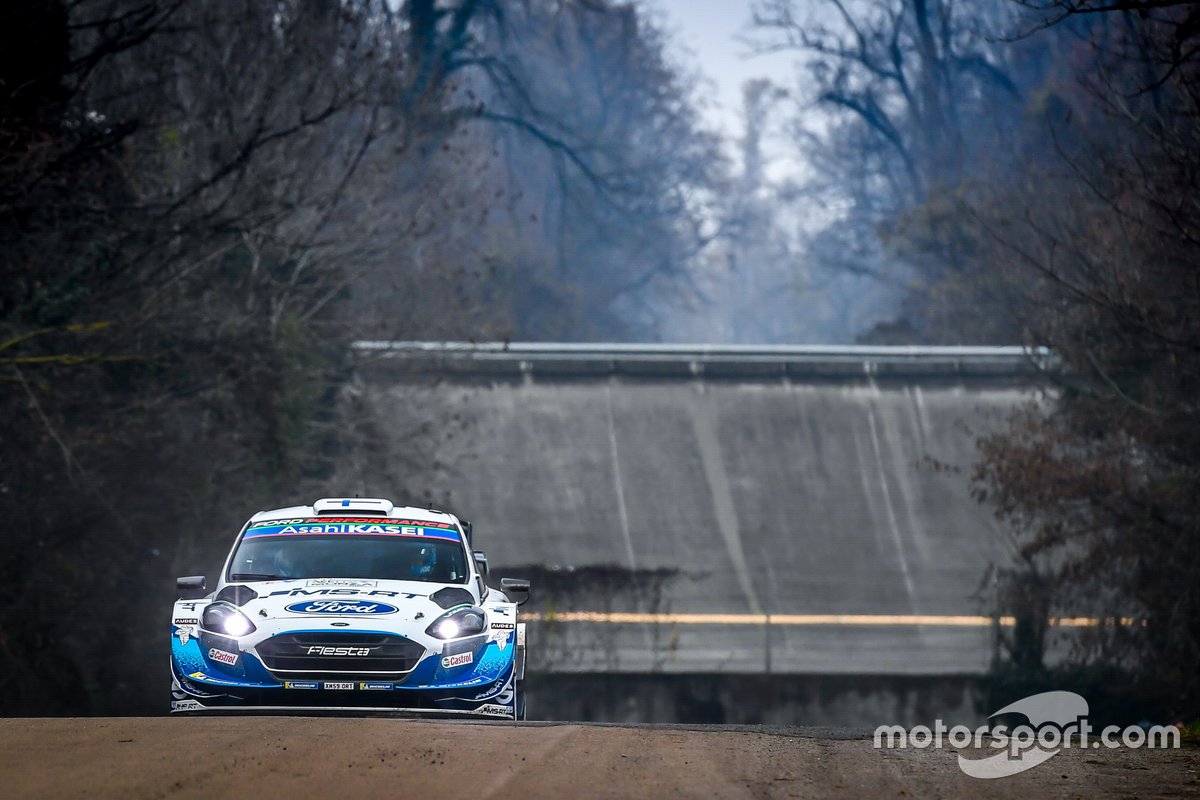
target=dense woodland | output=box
[752,0,1200,719]
[1,0,1197,718]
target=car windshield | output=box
[227,534,469,584]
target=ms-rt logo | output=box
[874,691,1180,779]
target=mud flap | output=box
[515,622,527,720]
[515,623,526,681]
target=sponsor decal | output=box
[286,599,398,615]
[249,517,308,527]
[488,621,515,650]
[438,677,489,688]
[248,517,455,529]
[359,682,394,691]
[185,672,243,687]
[268,588,399,598]
[477,704,512,717]
[172,699,205,712]
[174,626,194,646]
[441,651,474,669]
[244,522,460,541]
[323,682,354,690]
[473,686,502,701]
[306,579,376,588]
[284,681,320,690]
[173,617,199,625]
[306,646,374,656]
[207,647,238,666]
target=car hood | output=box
[227,578,476,628]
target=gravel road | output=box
[2,717,1195,799]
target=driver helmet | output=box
[272,547,302,579]
[408,545,437,579]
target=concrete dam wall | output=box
[345,344,1043,686]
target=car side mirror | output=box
[473,550,489,579]
[500,577,530,606]
[177,575,206,598]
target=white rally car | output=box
[170,498,529,718]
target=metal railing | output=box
[351,341,1054,379]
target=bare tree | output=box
[0,0,726,712]
[749,0,1033,341]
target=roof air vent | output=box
[313,498,395,516]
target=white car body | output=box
[169,498,527,718]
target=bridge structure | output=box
[347,343,1050,721]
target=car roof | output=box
[248,501,459,526]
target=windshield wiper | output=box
[230,572,283,582]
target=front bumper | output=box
[170,623,519,718]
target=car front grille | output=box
[256,632,425,677]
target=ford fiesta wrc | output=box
[170,498,530,718]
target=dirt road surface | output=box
[1,717,1196,799]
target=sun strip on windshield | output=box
[242,520,461,541]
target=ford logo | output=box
[285,600,398,615]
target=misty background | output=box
[2,0,1198,724]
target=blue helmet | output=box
[408,545,437,578]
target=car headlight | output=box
[426,606,486,639]
[202,602,257,637]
